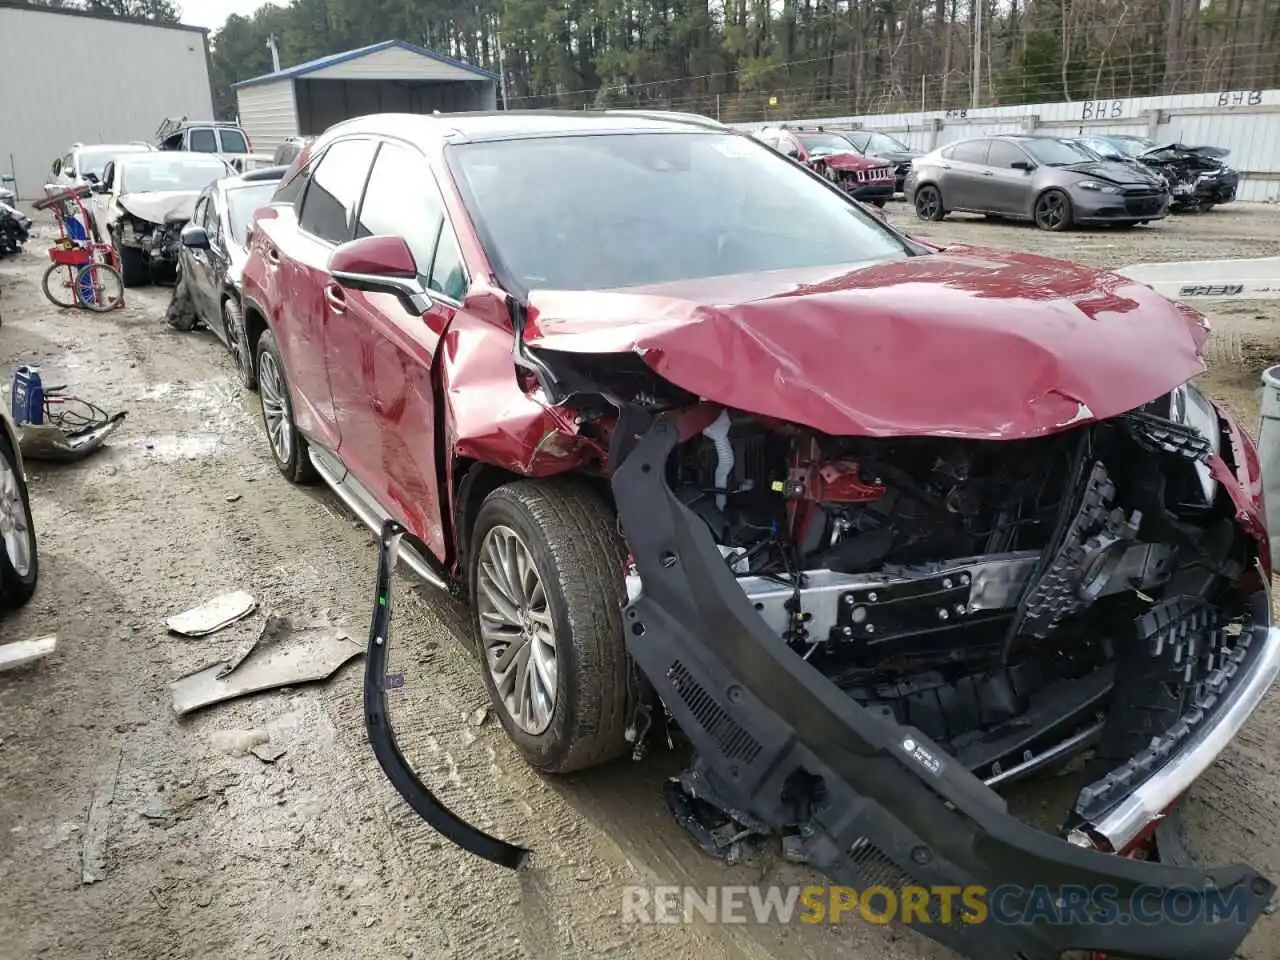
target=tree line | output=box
[23,0,1280,123]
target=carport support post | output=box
[1022,114,1040,134]
[1142,109,1162,140]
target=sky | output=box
[179,0,287,31]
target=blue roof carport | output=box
[232,40,500,154]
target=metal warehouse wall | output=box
[731,88,1280,203]
[0,3,213,200]
[235,81,301,158]
[293,79,498,136]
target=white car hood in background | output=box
[117,191,199,225]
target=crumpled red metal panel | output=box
[524,247,1209,441]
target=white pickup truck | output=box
[154,118,273,174]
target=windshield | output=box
[865,132,911,154]
[121,157,229,193]
[1022,139,1096,166]
[78,145,150,179]
[797,133,853,157]
[225,182,279,245]
[1112,136,1156,157]
[449,132,907,293]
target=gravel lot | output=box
[2,202,1280,960]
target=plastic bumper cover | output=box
[609,410,1275,960]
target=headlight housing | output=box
[1076,179,1120,193]
[1169,381,1222,503]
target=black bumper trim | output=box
[610,411,1272,960]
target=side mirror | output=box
[51,158,63,176]
[181,223,211,249]
[83,172,100,185]
[1011,160,1035,172]
[329,236,431,315]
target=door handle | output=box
[324,283,347,314]
[981,170,994,176]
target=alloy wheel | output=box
[257,351,292,465]
[0,452,33,577]
[1036,193,1067,230]
[476,524,558,735]
[915,187,940,220]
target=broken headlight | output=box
[1170,381,1222,502]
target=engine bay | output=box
[613,389,1257,853]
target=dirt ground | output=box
[2,202,1280,960]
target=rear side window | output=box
[356,141,445,285]
[947,140,989,164]
[298,139,377,244]
[188,128,218,153]
[219,130,248,154]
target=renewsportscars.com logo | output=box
[621,884,1257,927]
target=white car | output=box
[47,142,155,192]
[89,152,235,287]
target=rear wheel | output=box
[914,185,945,221]
[470,480,632,774]
[255,329,316,485]
[40,264,79,309]
[1033,189,1073,231]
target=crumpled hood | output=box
[1143,143,1231,160]
[817,151,883,172]
[1064,160,1163,186]
[524,247,1210,439]
[118,191,199,225]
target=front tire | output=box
[470,480,631,774]
[1033,189,1073,231]
[255,329,316,485]
[0,428,37,610]
[914,185,945,221]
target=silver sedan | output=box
[904,135,1171,230]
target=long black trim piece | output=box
[609,411,1272,960]
[365,519,530,870]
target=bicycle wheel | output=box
[41,263,80,309]
[74,263,125,313]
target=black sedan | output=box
[166,166,286,387]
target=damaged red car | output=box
[239,111,1278,960]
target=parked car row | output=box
[162,109,1280,960]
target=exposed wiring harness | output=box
[40,385,116,437]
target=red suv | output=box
[238,111,1277,960]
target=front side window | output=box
[298,139,377,244]
[219,130,248,154]
[986,141,1029,169]
[449,131,907,293]
[188,128,218,153]
[356,141,446,286]
[225,182,278,246]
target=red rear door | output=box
[277,137,378,449]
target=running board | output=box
[308,447,449,591]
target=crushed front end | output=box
[607,382,1277,959]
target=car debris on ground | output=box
[171,612,360,716]
[165,590,258,637]
[0,634,56,672]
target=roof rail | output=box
[604,109,725,130]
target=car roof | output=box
[119,152,231,167]
[320,110,727,147]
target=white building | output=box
[233,40,501,157]
[0,0,215,201]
